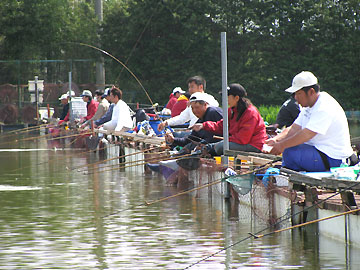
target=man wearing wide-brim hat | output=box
[264,71,354,172]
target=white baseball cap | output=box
[58,94,68,100]
[80,90,93,98]
[172,87,185,94]
[189,92,209,104]
[285,71,318,93]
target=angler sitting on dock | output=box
[192,83,267,155]
[59,94,70,121]
[165,87,185,113]
[164,92,223,152]
[263,71,354,172]
[100,87,133,132]
[79,90,99,124]
[81,89,110,128]
[267,94,300,132]
[93,88,114,127]
[157,75,219,134]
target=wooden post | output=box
[340,191,357,209]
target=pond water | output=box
[0,130,360,269]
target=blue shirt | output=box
[95,103,114,126]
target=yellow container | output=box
[214,156,234,164]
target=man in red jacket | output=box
[79,90,99,123]
[166,87,185,111]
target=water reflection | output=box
[0,134,359,269]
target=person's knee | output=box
[214,143,223,155]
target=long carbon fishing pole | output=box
[0,123,48,137]
[102,158,280,218]
[183,175,360,269]
[84,152,197,175]
[83,149,169,173]
[0,132,55,146]
[8,141,114,174]
[71,145,164,171]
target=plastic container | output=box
[330,165,360,180]
[214,156,234,165]
[149,120,164,136]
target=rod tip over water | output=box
[248,232,259,239]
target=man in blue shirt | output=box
[94,88,114,127]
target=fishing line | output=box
[183,174,360,269]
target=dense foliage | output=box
[0,0,359,109]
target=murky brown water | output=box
[0,130,360,269]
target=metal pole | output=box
[35,76,39,125]
[221,32,229,152]
[68,72,73,122]
[221,32,230,199]
[95,0,105,89]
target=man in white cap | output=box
[58,93,70,120]
[158,75,219,133]
[264,71,353,172]
[165,87,185,111]
[165,92,223,149]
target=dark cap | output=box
[227,83,247,98]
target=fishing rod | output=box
[85,151,199,175]
[9,142,114,173]
[83,149,169,173]
[102,157,280,217]
[46,131,92,141]
[0,123,49,137]
[183,174,360,269]
[249,207,360,239]
[0,131,55,146]
[70,145,164,171]
[76,42,157,111]
[69,146,162,171]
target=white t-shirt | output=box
[166,92,219,127]
[294,92,352,159]
[103,100,133,131]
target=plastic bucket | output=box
[149,120,164,136]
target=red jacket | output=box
[171,95,188,117]
[202,105,267,150]
[166,94,178,111]
[85,99,99,120]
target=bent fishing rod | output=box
[75,42,157,111]
[183,174,360,269]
